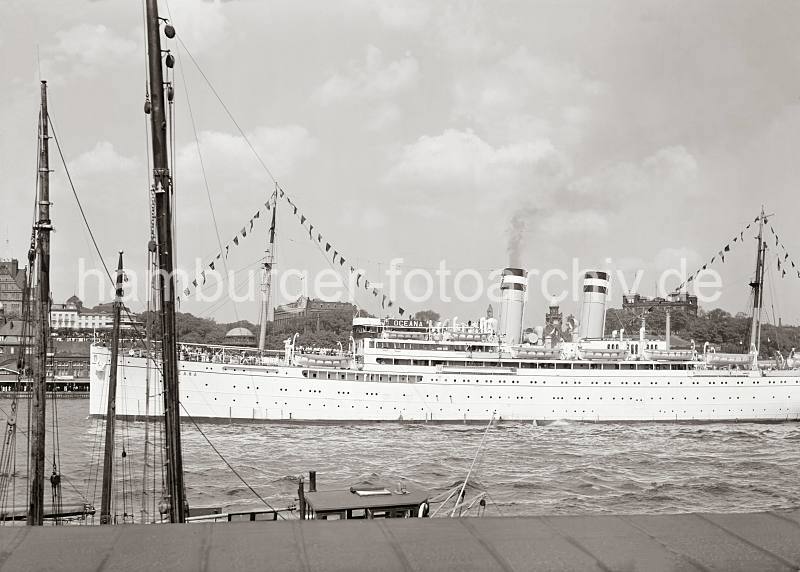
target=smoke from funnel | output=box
[507,208,538,267]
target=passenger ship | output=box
[90,245,800,423]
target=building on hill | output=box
[274,296,355,329]
[0,259,27,318]
[622,291,698,316]
[50,296,131,330]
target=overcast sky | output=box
[2,0,800,328]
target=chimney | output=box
[578,270,610,340]
[498,268,527,345]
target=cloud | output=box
[366,103,402,131]
[312,45,419,106]
[453,47,602,144]
[162,0,228,54]
[68,141,138,178]
[385,129,567,202]
[177,125,318,194]
[371,0,431,30]
[48,24,137,69]
[568,145,699,206]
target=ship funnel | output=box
[578,270,609,340]
[498,267,527,345]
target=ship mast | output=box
[145,0,186,523]
[28,80,51,527]
[100,252,124,525]
[258,194,277,351]
[748,207,769,360]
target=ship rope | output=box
[178,404,287,519]
[167,32,396,317]
[0,227,36,523]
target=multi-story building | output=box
[50,295,116,330]
[0,259,27,318]
[622,291,699,316]
[273,296,355,328]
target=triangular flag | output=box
[209,261,215,271]
[201,270,206,285]
[301,215,306,225]
[381,295,387,309]
[216,253,221,260]
[724,245,730,252]
[754,216,760,223]
[740,231,744,241]
[233,236,239,245]
[710,257,715,264]
[249,218,254,232]
[192,279,198,287]
[317,233,322,243]
[365,280,370,289]
[265,201,271,211]
[373,288,378,296]
[388,300,393,308]
[325,243,331,252]
[733,237,738,243]
[225,245,230,257]
[241,227,247,238]
[339,257,346,266]
[398,308,405,316]
[293,205,298,215]
[333,250,338,261]
[349,266,355,274]
[184,288,191,296]
[356,274,362,287]
[254,210,260,219]
[782,269,786,277]
[279,188,285,198]
[785,253,789,260]
[687,276,694,282]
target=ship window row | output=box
[301,370,423,383]
[370,341,494,351]
[373,358,690,370]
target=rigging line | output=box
[173,34,278,185]
[178,403,286,519]
[47,113,113,286]
[174,43,240,324]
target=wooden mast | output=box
[748,207,768,360]
[145,0,186,523]
[258,194,277,351]
[28,80,51,527]
[100,252,125,525]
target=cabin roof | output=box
[305,488,429,512]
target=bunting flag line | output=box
[672,216,759,293]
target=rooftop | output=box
[0,510,798,571]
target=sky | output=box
[1,0,800,328]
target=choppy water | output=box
[1,398,799,520]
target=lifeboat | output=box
[577,347,628,361]
[644,349,695,361]
[704,352,753,367]
[294,353,349,366]
[448,332,486,342]
[389,331,428,340]
[514,347,560,359]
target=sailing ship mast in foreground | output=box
[28,80,52,527]
[144,0,186,523]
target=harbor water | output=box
[1,398,798,519]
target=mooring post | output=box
[309,471,317,492]
[298,476,306,520]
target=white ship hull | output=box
[90,346,800,423]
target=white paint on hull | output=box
[89,346,800,423]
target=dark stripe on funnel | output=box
[583,285,608,293]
